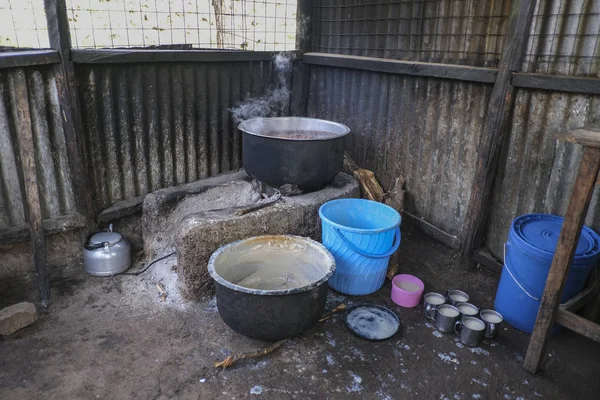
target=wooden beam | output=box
[555,122,600,149]
[0,213,86,245]
[512,73,600,96]
[556,309,600,343]
[0,50,60,69]
[458,0,537,270]
[302,52,498,84]
[97,195,145,223]
[473,247,503,273]
[523,146,600,373]
[71,49,293,64]
[402,211,461,250]
[13,68,50,307]
[560,269,598,313]
[290,0,312,116]
[45,0,94,226]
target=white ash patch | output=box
[346,371,363,393]
[438,353,459,365]
[326,353,335,365]
[250,385,263,395]
[471,379,488,387]
[469,347,490,356]
[433,330,444,338]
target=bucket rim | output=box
[318,198,401,233]
[207,234,336,296]
[509,213,600,263]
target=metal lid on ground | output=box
[344,304,400,341]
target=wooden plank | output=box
[555,123,600,149]
[97,195,145,223]
[402,211,461,250]
[71,49,293,64]
[290,0,312,116]
[0,213,87,245]
[523,146,600,373]
[13,68,50,307]
[556,309,600,343]
[295,0,312,53]
[560,269,598,313]
[302,52,498,84]
[45,0,94,226]
[458,0,537,270]
[473,247,503,273]
[512,73,600,96]
[0,50,60,69]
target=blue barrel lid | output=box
[509,214,600,263]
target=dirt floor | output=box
[1,226,599,399]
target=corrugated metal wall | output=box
[312,0,511,67]
[523,0,600,77]
[0,67,76,229]
[306,65,492,236]
[486,90,600,259]
[76,60,288,211]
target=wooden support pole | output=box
[523,146,600,373]
[44,0,93,225]
[458,0,536,269]
[13,69,51,307]
[290,0,312,116]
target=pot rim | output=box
[238,117,350,141]
[207,234,336,296]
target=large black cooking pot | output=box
[238,117,350,191]
[207,235,336,341]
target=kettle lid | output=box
[90,231,122,246]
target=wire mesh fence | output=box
[312,0,511,67]
[0,0,49,49]
[65,0,298,50]
[522,0,600,77]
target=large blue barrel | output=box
[319,199,401,295]
[494,214,600,333]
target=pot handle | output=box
[333,226,401,259]
[425,304,437,320]
[454,320,463,335]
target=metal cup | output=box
[423,292,446,320]
[454,316,486,347]
[435,304,460,333]
[446,289,469,306]
[479,309,504,339]
[456,302,480,321]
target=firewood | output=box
[353,169,385,202]
[343,151,360,174]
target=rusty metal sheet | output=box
[306,64,493,236]
[0,67,76,229]
[76,60,288,211]
[486,89,600,260]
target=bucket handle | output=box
[333,226,401,259]
[504,243,541,302]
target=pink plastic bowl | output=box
[391,274,425,308]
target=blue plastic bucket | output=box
[319,199,401,295]
[494,214,600,333]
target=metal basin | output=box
[207,235,336,340]
[238,117,350,191]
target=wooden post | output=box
[458,0,537,269]
[523,146,600,373]
[44,0,93,225]
[290,0,312,116]
[14,69,51,307]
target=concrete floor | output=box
[1,227,599,399]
